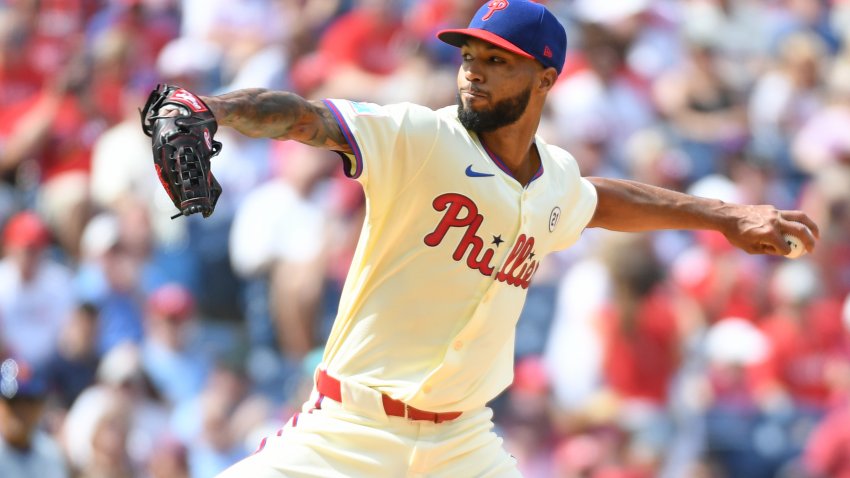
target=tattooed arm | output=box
[200,89,352,153]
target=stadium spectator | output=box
[45,302,101,409]
[74,213,145,354]
[146,436,189,478]
[804,403,850,478]
[652,35,749,181]
[0,357,68,478]
[549,21,655,177]
[749,31,828,180]
[230,141,339,363]
[62,342,169,476]
[801,292,850,478]
[595,235,682,475]
[752,260,847,410]
[140,283,210,406]
[0,211,74,368]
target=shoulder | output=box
[434,104,459,120]
[326,100,439,119]
[0,259,21,294]
[538,138,582,177]
[31,431,65,459]
[0,259,13,278]
[325,100,452,135]
[0,431,66,470]
[395,102,451,127]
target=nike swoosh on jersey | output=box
[465,165,495,178]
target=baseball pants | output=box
[215,375,520,477]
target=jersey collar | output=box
[478,136,545,187]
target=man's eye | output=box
[490,57,505,63]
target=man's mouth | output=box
[460,88,487,101]
[461,87,488,99]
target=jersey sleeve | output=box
[322,99,441,203]
[552,150,598,251]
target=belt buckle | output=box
[404,403,411,421]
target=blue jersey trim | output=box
[479,139,544,184]
[322,99,363,179]
[530,156,544,182]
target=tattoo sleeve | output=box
[201,89,352,152]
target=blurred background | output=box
[0,0,849,477]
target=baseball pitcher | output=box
[140,1,819,476]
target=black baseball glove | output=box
[140,84,223,219]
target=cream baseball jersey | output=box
[321,99,597,412]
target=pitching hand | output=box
[720,204,819,256]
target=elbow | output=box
[585,206,611,230]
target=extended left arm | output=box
[586,177,819,255]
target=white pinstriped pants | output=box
[215,386,520,478]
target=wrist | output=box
[710,200,739,237]
[199,95,218,115]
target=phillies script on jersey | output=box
[424,193,539,289]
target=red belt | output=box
[316,369,462,424]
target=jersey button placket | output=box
[520,193,528,230]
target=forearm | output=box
[200,89,348,150]
[0,95,61,173]
[201,89,311,139]
[586,177,819,256]
[586,177,731,233]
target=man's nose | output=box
[464,62,484,83]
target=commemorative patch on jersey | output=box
[348,101,385,117]
[549,207,561,232]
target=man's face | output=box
[456,38,539,133]
[5,243,44,282]
[0,396,45,445]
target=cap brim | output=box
[437,28,534,60]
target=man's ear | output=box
[538,68,559,92]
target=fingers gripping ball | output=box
[140,84,223,219]
[783,233,806,259]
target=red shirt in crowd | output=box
[600,288,680,404]
[0,93,104,183]
[316,7,407,76]
[805,405,850,478]
[752,298,850,408]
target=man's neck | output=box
[478,119,540,186]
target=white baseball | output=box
[783,233,805,259]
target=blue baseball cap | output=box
[437,0,567,74]
[0,358,48,400]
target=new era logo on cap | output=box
[436,0,568,74]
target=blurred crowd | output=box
[0,0,849,477]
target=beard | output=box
[457,86,532,133]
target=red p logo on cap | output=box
[482,0,509,21]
